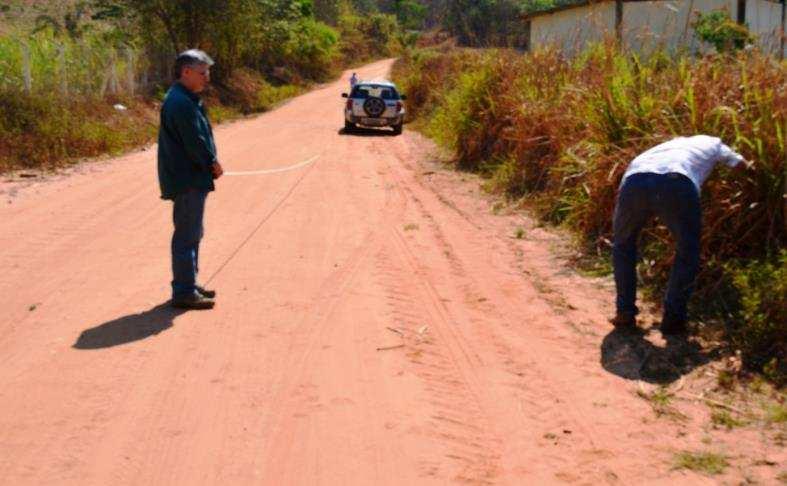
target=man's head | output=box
[174,49,214,93]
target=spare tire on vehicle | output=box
[363,97,386,117]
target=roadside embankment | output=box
[392,45,786,383]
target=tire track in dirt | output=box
[0,174,155,339]
[254,131,410,484]
[380,153,593,482]
[365,139,504,483]
[373,234,503,484]
[376,136,666,483]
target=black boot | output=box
[171,292,215,310]
[195,285,216,299]
[660,314,687,335]
[609,312,637,329]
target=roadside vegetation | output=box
[392,43,785,384]
[673,450,730,475]
[0,0,412,172]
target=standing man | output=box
[350,72,359,90]
[158,49,223,309]
[610,135,746,335]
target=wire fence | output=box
[0,34,174,98]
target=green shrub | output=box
[337,11,400,62]
[728,253,787,385]
[286,19,339,80]
[692,10,755,53]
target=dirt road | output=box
[1,59,782,485]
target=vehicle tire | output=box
[392,123,403,135]
[344,120,356,131]
[363,97,386,117]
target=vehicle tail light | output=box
[346,99,353,110]
[396,101,403,112]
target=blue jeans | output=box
[171,188,208,298]
[612,173,701,321]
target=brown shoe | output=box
[609,312,636,329]
[171,293,215,310]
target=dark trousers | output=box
[171,188,208,298]
[612,172,701,321]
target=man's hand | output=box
[735,159,752,171]
[211,161,224,179]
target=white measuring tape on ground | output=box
[224,155,320,176]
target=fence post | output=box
[99,53,110,98]
[59,43,68,96]
[21,42,32,94]
[126,48,135,95]
[141,67,148,92]
[109,49,119,95]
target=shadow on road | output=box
[73,302,188,349]
[600,326,716,384]
[338,127,398,137]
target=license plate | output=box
[362,118,386,126]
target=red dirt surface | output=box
[0,59,783,485]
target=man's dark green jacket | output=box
[157,82,217,200]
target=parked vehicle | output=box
[342,80,406,135]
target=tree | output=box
[313,0,342,23]
[391,0,426,30]
[445,0,526,46]
[92,0,265,75]
[692,10,754,53]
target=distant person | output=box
[350,72,359,89]
[610,135,747,335]
[157,49,224,309]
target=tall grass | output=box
[0,31,143,96]
[393,45,786,382]
[0,30,306,172]
[0,30,159,171]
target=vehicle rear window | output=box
[352,85,399,100]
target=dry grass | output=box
[673,450,730,475]
[0,64,302,172]
[394,44,786,379]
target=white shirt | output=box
[622,135,744,192]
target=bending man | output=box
[610,135,746,335]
